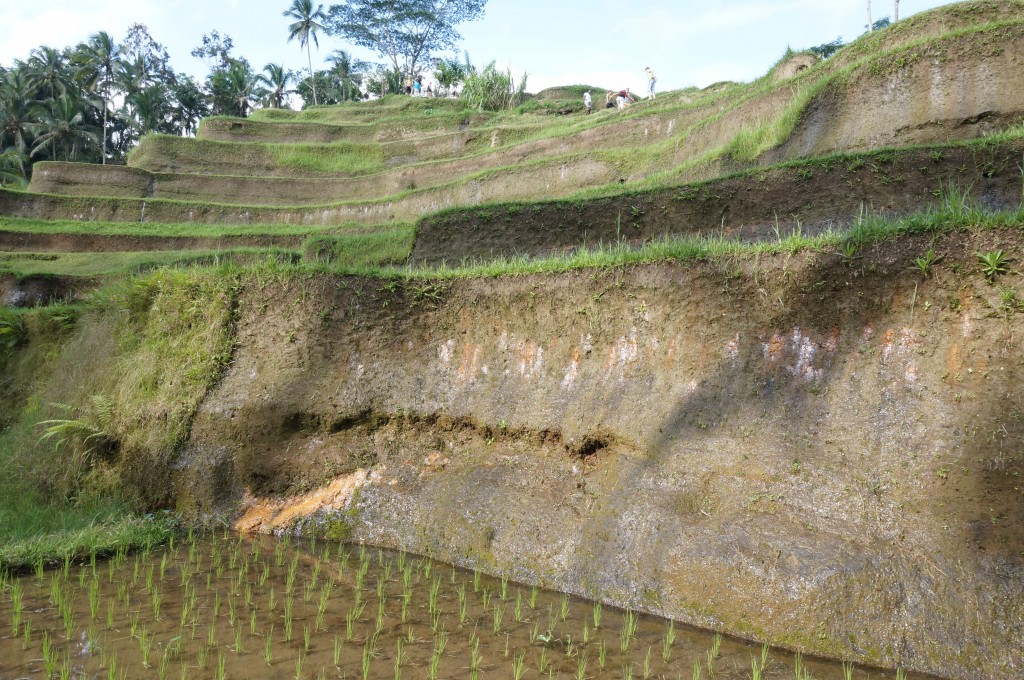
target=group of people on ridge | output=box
[583,67,656,115]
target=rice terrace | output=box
[3,0,1024,678]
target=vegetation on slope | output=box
[0,269,241,567]
[5,0,1024,572]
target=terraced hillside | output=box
[4,3,1024,679]
[5,0,1024,250]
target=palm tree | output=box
[115,54,153,99]
[0,147,28,187]
[210,61,258,117]
[257,63,292,109]
[75,32,119,164]
[25,46,74,100]
[28,95,98,162]
[169,76,210,137]
[126,85,170,136]
[326,49,363,102]
[283,0,327,106]
[0,68,36,153]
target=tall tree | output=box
[75,32,119,164]
[325,49,366,101]
[169,76,210,136]
[294,70,340,106]
[115,53,154,97]
[0,68,36,153]
[126,85,171,136]
[210,60,258,117]
[26,46,74,100]
[326,0,486,79]
[257,63,293,108]
[119,24,174,85]
[283,0,327,106]
[191,31,236,72]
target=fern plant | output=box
[0,309,27,352]
[36,395,117,462]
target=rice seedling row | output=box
[0,531,923,678]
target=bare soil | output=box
[769,23,1024,162]
[0,272,92,307]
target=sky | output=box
[0,0,957,97]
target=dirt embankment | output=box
[129,130,488,177]
[196,113,491,145]
[178,230,1024,679]
[0,272,92,306]
[0,231,305,253]
[768,23,1024,163]
[28,163,153,199]
[412,140,1024,264]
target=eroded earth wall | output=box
[180,232,1024,679]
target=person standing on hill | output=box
[615,88,634,108]
[645,67,657,99]
[605,91,615,109]
[583,90,592,114]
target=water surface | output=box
[0,532,930,679]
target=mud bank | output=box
[413,139,1024,265]
[177,230,1024,678]
[0,272,91,307]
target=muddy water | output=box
[0,533,930,679]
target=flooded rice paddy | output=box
[0,532,927,679]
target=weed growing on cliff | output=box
[723,81,821,162]
[912,249,942,276]
[976,249,1010,281]
[998,286,1022,316]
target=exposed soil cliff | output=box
[178,231,1024,679]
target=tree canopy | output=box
[326,0,486,78]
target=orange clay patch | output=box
[234,470,368,534]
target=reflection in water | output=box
[0,532,922,678]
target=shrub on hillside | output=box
[462,61,527,112]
